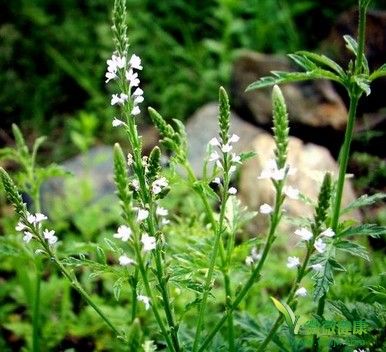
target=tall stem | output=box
[32,259,41,352]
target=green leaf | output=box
[342,193,386,214]
[354,75,371,96]
[239,151,256,162]
[343,35,369,74]
[288,53,317,71]
[113,277,126,301]
[335,240,370,261]
[246,69,342,91]
[0,168,27,217]
[12,124,29,158]
[271,297,295,331]
[193,180,220,202]
[370,63,386,81]
[128,318,142,351]
[295,51,346,77]
[338,224,386,239]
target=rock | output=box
[231,51,348,130]
[239,132,361,234]
[186,102,264,176]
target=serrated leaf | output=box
[239,151,256,162]
[369,63,386,81]
[271,296,296,331]
[288,53,317,71]
[113,277,126,301]
[343,35,369,74]
[312,256,337,300]
[338,224,386,239]
[342,193,386,214]
[335,240,370,261]
[354,75,371,96]
[246,69,342,91]
[295,51,346,77]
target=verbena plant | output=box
[1,0,386,351]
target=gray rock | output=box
[186,102,263,176]
[239,132,361,234]
[232,51,347,130]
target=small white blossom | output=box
[114,225,132,242]
[131,179,140,191]
[229,134,240,143]
[283,186,299,200]
[112,118,125,127]
[228,187,237,195]
[43,229,58,245]
[251,247,261,261]
[127,153,133,166]
[125,69,140,87]
[310,263,323,272]
[15,221,27,232]
[152,177,168,195]
[215,160,223,169]
[295,287,307,297]
[259,203,273,214]
[221,143,232,153]
[287,256,300,269]
[131,106,141,116]
[137,208,149,222]
[231,153,241,164]
[209,151,220,162]
[119,255,135,266]
[132,87,144,96]
[229,165,237,174]
[314,238,327,253]
[258,159,287,181]
[133,95,144,104]
[141,233,156,252]
[35,213,48,223]
[129,54,143,70]
[138,295,151,310]
[23,231,33,243]
[320,228,335,237]
[156,207,168,217]
[105,71,117,83]
[111,93,129,106]
[213,177,221,185]
[245,256,254,266]
[209,137,220,147]
[294,227,313,241]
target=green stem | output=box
[131,268,139,323]
[198,182,284,352]
[32,259,41,352]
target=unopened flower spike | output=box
[272,85,289,169]
[218,87,230,145]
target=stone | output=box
[239,132,361,234]
[231,51,348,130]
[186,102,264,176]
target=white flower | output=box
[131,179,140,191]
[229,134,240,143]
[258,159,286,181]
[27,213,36,224]
[294,227,313,241]
[152,177,168,195]
[287,256,300,269]
[133,87,144,97]
[229,165,237,174]
[156,207,168,217]
[259,203,273,214]
[125,69,140,87]
[119,255,135,266]
[209,151,220,162]
[137,295,151,310]
[15,221,27,232]
[320,228,335,237]
[215,160,223,169]
[209,137,220,147]
[43,229,58,245]
[23,231,33,243]
[112,118,125,127]
[251,247,261,261]
[105,54,126,83]
[245,256,254,266]
[221,143,232,153]
[283,186,299,200]
[310,263,323,272]
[133,95,144,104]
[114,225,132,242]
[295,287,307,297]
[111,93,129,106]
[228,187,237,195]
[141,233,156,252]
[231,154,241,164]
[129,54,143,70]
[35,213,48,223]
[105,71,117,83]
[131,106,141,116]
[213,177,221,185]
[127,153,133,166]
[137,208,149,222]
[314,238,326,253]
